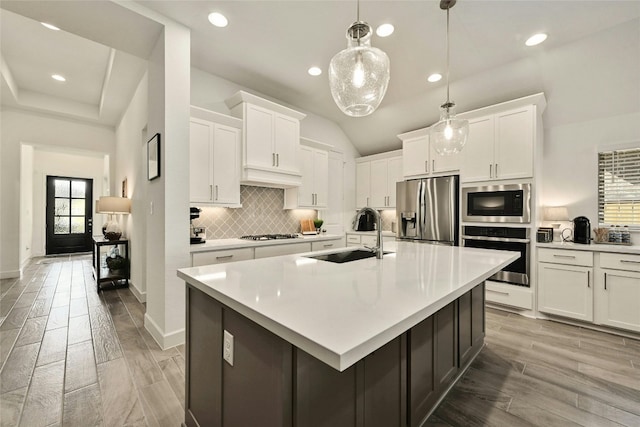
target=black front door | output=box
[46,176,93,255]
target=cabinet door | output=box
[370,159,388,208]
[245,104,274,169]
[461,116,494,183]
[297,146,314,207]
[431,140,461,174]
[356,162,371,208]
[495,106,534,180]
[212,124,241,205]
[273,113,300,173]
[313,149,329,208]
[403,136,430,178]
[538,263,593,321]
[386,157,403,208]
[596,269,640,332]
[189,119,213,203]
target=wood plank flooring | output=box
[1,255,639,426]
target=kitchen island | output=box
[177,241,518,427]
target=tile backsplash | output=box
[192,186,317,239]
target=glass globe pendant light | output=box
[431,0,469,155]
[328,0,390,117]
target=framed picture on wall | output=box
[147,133,160,181]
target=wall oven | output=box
[462,183,531,223]
[462,226,530,287]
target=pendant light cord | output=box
[446,6,450,105]
[356,0,361,45]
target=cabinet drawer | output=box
[346,235,361,244]
[254,242,312,259]
[538,248,593,267]
[311,239,344,252]
[192,248,254,267]
[600,252,640,272]
[485,281,533,310]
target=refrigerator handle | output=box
[418,180,425,238]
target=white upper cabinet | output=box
[284,139,330,209]
[461,105,534,183]
[399,129,460,179]
[356,152,402,209]
[189,108,241,207]
[226,91,306,188]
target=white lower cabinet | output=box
[537,248,593,322]
[485,281,533,310]
[595,253,640,332]
[191,248,254,267]
[311,238,345,252]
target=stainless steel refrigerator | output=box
[396,176,459,245]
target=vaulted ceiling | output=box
[2,1,639,155]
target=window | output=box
[598,147,640,227]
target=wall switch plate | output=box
[223,330,234,366]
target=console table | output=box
[92,236,129,292]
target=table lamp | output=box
[543,206,569,242]
[97,196,131,240]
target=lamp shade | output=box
[97,196,130,214]
[544,207,569,221]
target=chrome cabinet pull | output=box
[432,159,435,173]
[489,164,492,178]
[323,244,334,248]
[487,289,509,296]
[495,163,499,178]
[276,153,279,166]
[216,255,233,260]
[215,185,219,200]
[425,160,428,173]
[604,272,607,290]
[587,270,590,288]
[553,254,576,259]
[620,259,640,264]
[210,184,213,200]
[272,153,276,166]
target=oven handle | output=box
[462,235,530,244]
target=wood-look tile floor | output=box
[0,255,185,427]
[2,256,640,426]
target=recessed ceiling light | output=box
[376,23,394,37]
[208,12,228,28]
[525,33,547,47]
[51,74,66,82]
[427,73,442,83]
[41,22,60,31]
[308,67,322,76]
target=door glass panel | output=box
[71,199,85,215]
[71,180,86,198]
[71,217,85,234]
[55,179,70,197]
[54,216,70,234]
[55,199,70,216]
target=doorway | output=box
[46,176,93,255]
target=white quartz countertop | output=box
[536,241,640,255]
[178,241,518,371]
[190,233,343,253]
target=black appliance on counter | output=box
[190,207,205,244]
[355,210,377,231]
[573,216,591,244]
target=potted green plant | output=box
[313,218,324,234]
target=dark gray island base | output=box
[184,282,485,427]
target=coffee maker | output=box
[190,207,206,244]
[573,216,591,244]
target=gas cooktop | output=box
[240,234,300,241]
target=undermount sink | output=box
[305,249,390,264]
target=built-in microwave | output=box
[462,183,531,223]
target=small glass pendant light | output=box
[328,0,390,117]
[432,0,469,155]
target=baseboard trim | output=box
[128,280,146,303]
[0,270,20,279]
[144,313,185,350]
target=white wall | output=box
[30,148,106,256]
[19,144,34,267]
[0,108,115,278]
[115,72,148,302]
[190,67,361,230]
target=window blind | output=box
[598,147,640,226]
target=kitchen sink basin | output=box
[305,249,390,264]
